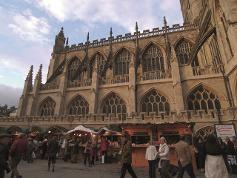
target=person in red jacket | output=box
[10,133,27,178]
[100,137,109,164]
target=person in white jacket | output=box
[158,137,171,178]
[145,141,158,178]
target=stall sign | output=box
[215,124,236,139]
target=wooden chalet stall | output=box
[122,123,194,167]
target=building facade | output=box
[1,0,237,138]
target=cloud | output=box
[27,0,183,32]
[0,84,22,106]
[8,9,51,43]
[0,44,51,86]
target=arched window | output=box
[68,57,81,81]
[187,85,221,111]
[101,93,127,116]
[114,49,130,75]
[68,95,89,116]
[209,36,222,67]
[91,53,106,76]
[142,44,164,73]
[175,39,192,65]
[39,97,56,116]
[141,89,170,114]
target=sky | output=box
[0,0,183,106]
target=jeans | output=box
[148,160,156,178]
[177,162,196,178]
[160,160,171,178]
[84,153,91,166]
[10,156,22,177]
[120,163,137,178]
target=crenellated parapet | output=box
[3,108,237,127]
[67,23,198,52]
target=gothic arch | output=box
[174,38,193,65]
[113,48,131,75]
[90,51,107,76]
[186,84,221,111]
[194,126,214,141]
[100,92,127,116]
[67,94,89,116]
[139,88,170,114]
[67,56,82,81]
[173,37,194,49]
[141,41,166,56]
[141,43,165,73]
[38,97,56,116]
[113,47,135,58]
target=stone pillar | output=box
[90,60,99,114]
[55,67,67,115]
[17,66,33,116]
[128,55,136,114]
[171,47,184,112]
[30,65,42,116]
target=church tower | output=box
[47,27,66,80]
[180,0,204,24]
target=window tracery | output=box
[187,85,221,111]
[114,49,130,75]
[39,97,56,116]
[175,39,192,65]
[68,57,81,81]
[102,93,127,116]
[68,95,89,116]
[142,44,164,72]
[140,89,170,114]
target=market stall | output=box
[97,127,122,163]
[122,123,194,167]
[63,125,97,162]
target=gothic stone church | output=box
[15,0,237,139]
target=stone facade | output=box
[1,0,236,136]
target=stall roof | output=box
[66,125,96,135]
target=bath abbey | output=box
[1,0,237,139]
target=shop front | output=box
[122,123,194,167]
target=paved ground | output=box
[5,159,236,178]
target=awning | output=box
[66,125,96,135]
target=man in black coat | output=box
[47,136,59,172]
[0,134,11,178]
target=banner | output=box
[215,124,236,139]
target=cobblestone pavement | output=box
[5,159,236,178]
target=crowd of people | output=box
[0,131,237,178]
[145,135,237,178]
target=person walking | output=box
[120,134,137,178]
[0,134,11,178]
[71,138,79,163]
[145,141,158,178]
[194,138,205,172]
[41,138,48,159]
[90,142,97,166]
[158,137,171,178]
[26,138,35,163]
[84,140,92,166]
[100,137,109,164]
[205,134,228,178]
[10,133,27,178]
[175,135,196,178]
[47,136,59,172]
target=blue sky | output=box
[0,0,183,106]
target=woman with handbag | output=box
[158,137,171,178]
